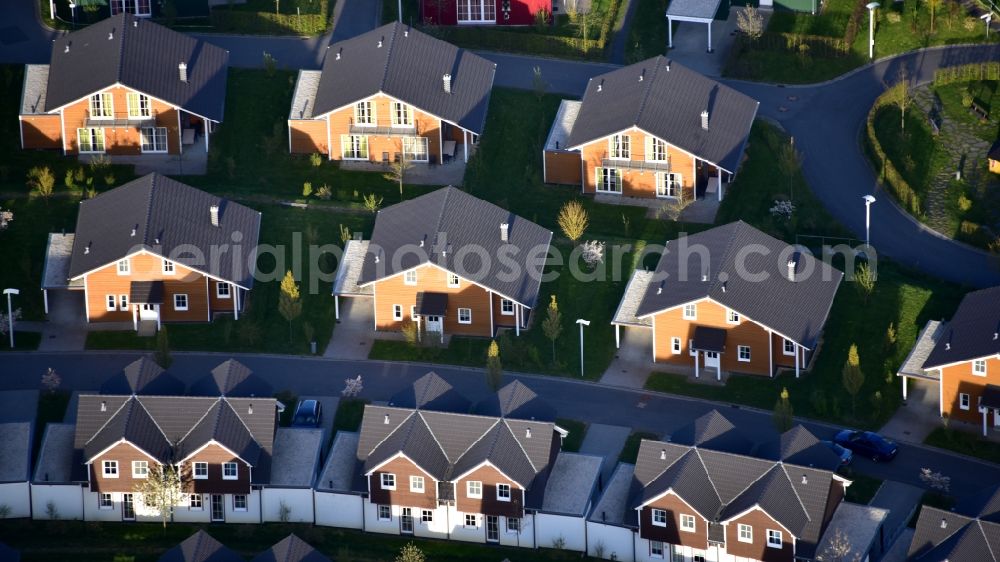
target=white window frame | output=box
[410,475,425,493]
[103,460,119,478]
[646,137,668,162]
[126,92,151,118]
[466,481,482,498]
[404,270,417,285]
[393,305,403,321]
[378,504,392,521]
[500,299,515,316]
[683,303,697,320]
[738,523,753,543]
[106,295,118,312]
[174,294,188,311]
[131,460,148,478]
[651,508,667,527]
[410,305,417,321]
[99,493,114,510]
[464,513,478,528]
[456,0,496,23]
[189,494,203,510]
[89,93,113,119]
[656,172,682,198]
[960,393,971,410]
[162,259,175,275]
[767,529,783,549]
[680,514,696,532]
[110,0,151,16]
[507,517,520,533]
[117,259,131,275]
[78,127,106,153]
[353,101,374,126]
[596,167,622,193]
[973,360,988,377]
[671,337,682,355]
[738,345,751,362]
[496,483,511,502]
[783,338,796,356]
[341,134,369,160]
[140,127,169,153]
[222,462,238,480]
[421,509,433,523]
[381,473,396,490]
[233,494,248,512]
[650,540,664,559]
[193,462,208,479]
[689,339,697,357]
[609,134,630,159]
[727,309,740,324]
[216,283,231,299]
[391,102,413,127]
[402,136,429,162]
[448,273,460,288]
[119,294,128,311]
[458,308,472,324]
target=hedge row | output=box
[209,2,329,35]
[933,62,1000,85]
[739,32,850,57]
[864,88,922,216]
[843,0,869,47]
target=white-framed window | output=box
[693,555,706,562]
[404,270,417,285]
[393,305,403,321]
[410,475,425,493]
[609,134,630,159]
[119,294,128,311]
[457,0,496,22]
[500,299,515,316]
[767,529,783,548]
[89,93,113,119]
[646,137,668,161]
[727,309,740,324]
[689,339,697,357]
[672,550,685,562]
[216,283,231,299]
[381,473,396,490]
[738,523,753,543]
[464,513,478,528]
[140,127,168,153]
[410,305,417,321]
[671,337,682,355]
[162,259,175,275]
[188,494,203,510]
[233,495,248,511]
[341,134,369,159]
[507,517,520,533]
[78,128,106,153]
[103,460,119,478]
[596,167,622,193]
[117,259,131,275]
[960,393,971,410]
[458,308,472,324]
[466,481,482,498]
[174,294,188,311]
[680,514,696,532]
[973,360,988,376]
[650,540,664,559]
[132,460,148,478]
[106,295,118,311]
[222,462,238,480]
[354,101,374,126]
[738,345,751,362]
[378,504,391,521]
[193,462,208,479]
[126,93,151,118]
[391,102,413,126]
[110,0,151,15]
[421,509,433,523]
[683,303,697,320]
[448,273,460,288]
[402,136,429,162]
[656,173,682,198]
[496,483,511,502]
[99,493,113,510]
[783,338,796,356]
[651,508,667,527]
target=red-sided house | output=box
[19,14,227,160]
[421,0,552,25]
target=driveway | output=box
[600,326,652,389]
[324,297,375,359]
[578,423,631,485]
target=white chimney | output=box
[787,259,796,282]
[108,32,114,40]
[335,50,341,60]
[100,401,106,412]
[209,205,219,227]
[660,449,666,460]
[701,110,709,130]
[130,227,136,237]
[383,414,390,424]
[525,428,531,438]
[377,38,383,48]
[941,518,947,529]
[639,70,644,82]
[500,223,509,242]
[64,44,70,53]
[248,403,253,415]
[801,475,808,485]
[443,73,452,94]
[84,243,90,255]
[597,83,603,93]
[178,62,188,83]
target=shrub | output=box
[309,152,323,167]
[315,185,332,200]
[302,182,313,198]
[886,11,901,23]
[557,200,589,241]
[27,166,56,199]
[957,194,972,212]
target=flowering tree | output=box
[342,375,364,398]
[0,308,21,337]
[41,368,61,394]
[581,240,606,268]
[0,208,12,231]
[919,468,951,493]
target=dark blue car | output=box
[834,430,898,462]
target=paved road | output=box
[2,351,998,497]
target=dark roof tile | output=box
[923,286,1000,368]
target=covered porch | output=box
[666,0,723,52]
[129,281,163,336]
[690,326,725,380]
[978,386,1000,437]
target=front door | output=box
[704,351,720,372]
[400,507,414,534]
[139,304,157,321]
[425,315,443,333]
[211,494,224,522]
[122,493,135,521]
[486,515,499,542]
[994,408,1000,428]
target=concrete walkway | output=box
[879,378,940,444]
[600,327,653,389]
[324,298,375,359]
[607,0,636,64]
[578,423,632,486]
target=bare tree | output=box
[737,6,765,40]
[383,140,413,197]
[886,68,912,132]
[134,464,187,529]
[541,295,563,363]
[777,136,802,202]
[557,200,589,242]
[817,529,861,562]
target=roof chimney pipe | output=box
[209,205,219,227]
[178,62,188,83]
[108,32,114,40]
[500,223,509,242]
[787,259,796,282]
[443,73,452,94]
[701,110,709,130]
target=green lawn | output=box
[925,426,1000,464]
[0,331,42,351]
[936,80,1000,137]
[556,418,589,452]
[333,397,369,433]
[33,390,70,459]
[619,431,660,463]
[206,0,332,35]
[843,471,883,503]
[625,0,668,63]
[0,520,596,562]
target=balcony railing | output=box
[85,109,157,128]
[601,152,672,173]
[348,118,417,137]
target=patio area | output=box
[338,156,468,186]
[78,132,210,175]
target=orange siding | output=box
[940,357,1000,424]
[20,115,62,149]
[325,95,442,163]
[990,158,1000,175]
[83,252,211,323]
[208,280,237,315]
[543,150,582,185]
[579,130,696,199]
[724,508,794,562]
[368,456,438,510]
[454,464,525,518]
[638,492,709,550]
[491,292,516,328]
[288,119,329,154]
[89,442,160,494]
[371,264,497,337]
[62,86,181,155]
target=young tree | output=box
[383,141,413,197]
[777,137,802,202]
[27,167,56,201]
[279,270,302,342]
[773,387,794,433]
[0,208,12,231]
[532,66,547,100]
[736,6,765,40]
[41,368,61,394]
[342,375,364,398]
[363,193,384,213]
[886,68,911,132]
[928,0,940,33]
[154,326,173,369]
[842,344,865,416]
[486,340,503,392]
[816,529,861,562]
[395,543,426,562]
[541,295,563,363]
[557,200,589,242]
[134,464,186,530]
[854,262,877,302]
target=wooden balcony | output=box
[84,109,156,128]
[348,118,417,137]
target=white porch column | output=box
[795,345,801,378]
[717,360,721,382]
[983,407,989,437]
[155,305,161,331]
[902,376,908,400]
[615,324,620,349]
[694,351,700,378]
[132,305,138,331]
[204,120,210,151]
[667,16,673,48]
[489,291,494,338]
[515,305,521,337]
[717,171,723,201]
[463,130,469,163]
[232,283,239,321]
[43,289,49,315]
[707,20,713,52]
[767,329,773,377]
[334,295,340,320]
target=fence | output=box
[739,32,850,57]
[863,88,923,216]
[933,62,1000,85]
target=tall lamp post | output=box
[576,319,590,378]
[982,13,993,38]
[863,195,876,250]
[866,2,880,59]
[68,1,76,26]
[3,288,19,349]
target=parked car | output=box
[821,440,854,466]
[833,430,898,462]
[291,399,322,427]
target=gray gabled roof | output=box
[565,56,758,173]
[909,505,1000,561]
[177,399,262,468]
[388,371,471,413]
[190,359,272,397]
[635,221,843,348]
[251,535,330,562]
[82,398,173,464]
[668,410,753,455]
[313,22,495,134]
[922,286,1000,369]
[158,531,242,562]
[757,425,843,471]
[68,174,261,287]
[46,14,228,121]
[99,357,184,396]
[359,187,552,308]
[957,484,1000,524]
[474,380,557,422]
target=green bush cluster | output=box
[737,32,850,57]
[209,3,329,35]
[933,62,1000,86]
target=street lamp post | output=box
[576,319,590,378]
[3,288,19,349]
[982,13,993,38]
[863,195,876,249]
[866,2,880,59]
[68,1,76,26]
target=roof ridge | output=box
[778,464,812,523]
[140,173,157,247]
[979,520,999,561]
[83,397,132,447]
[175,398,221,446]
[115,14,127,88]
[632,56,662,129]
[503,419,540,473]
[364,410,416,456]
[453,418,502,464]
[415,411,450,463]
[645,441,686,486]
[706,221,745,296]
[377,23,400,95]
[221,397,261,451]
[132,396,173,451]
[692,449,723,507]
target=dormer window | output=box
[222,462,238,480]
[973,360,987,377]
[496,483,511,502]
[117,259,131,275]
[103,460,119,478]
